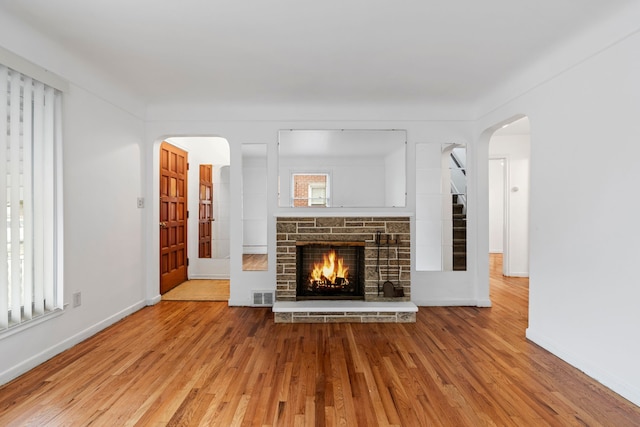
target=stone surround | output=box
[274,216,416,323]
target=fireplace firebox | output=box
[296,242,365,300]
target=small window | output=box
[308,183,326,206]
[291,173,330,207]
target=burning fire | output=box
[310,250,349,285]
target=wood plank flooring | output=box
[1,255,639,426]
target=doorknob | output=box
[159,222,168,228]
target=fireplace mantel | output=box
[275,212,414,218]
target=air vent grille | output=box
[251,290,274,307]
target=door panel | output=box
[160,141,188,294]
[199,164,213,258]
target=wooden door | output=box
[159,142,188,294]
[199,164,213,258]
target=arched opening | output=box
[488,117,530,278]
[156,136,231,299]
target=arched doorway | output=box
[488,117,530,278]
[158,137,231,295]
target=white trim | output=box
[502,155,512,276]
[227,298,245,307]
[0,46,68,92]
[242,246,267,254]
[489,155,510,274]
[506,272,528,278]
[188,274,230,280]
[476,298,492,307]
[146,295,162,306]
[0,309,64,341]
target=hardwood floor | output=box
[1,255,639,426]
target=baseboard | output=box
[526,328,640,407]
[412,298,487,307]
[242,247,267,254]
[188,274,230,280]
[228,297,249,307]
[506,272,529,278]
[146,295,162,305]
[0,300,146,386]
[476,298,492,307]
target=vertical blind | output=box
[0,64,61,331]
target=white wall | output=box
[0,13,146,384]
[415,143,444,270]
[144,120,479,310]
[242,154,268,254]
[488,158,505,253]
[385,145,407,207]
[475,3,640,406]
[489,134,530,276]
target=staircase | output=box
[452,195,467,270]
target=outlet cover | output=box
[73,292,81,307]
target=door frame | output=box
[147,136,233,302]
[489,156,511,276]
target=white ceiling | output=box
[0,1,634,106]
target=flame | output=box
[310,250,349,284]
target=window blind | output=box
[0,64,62,331]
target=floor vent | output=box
[251,290,274,307]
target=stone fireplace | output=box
[273,216,417,323]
